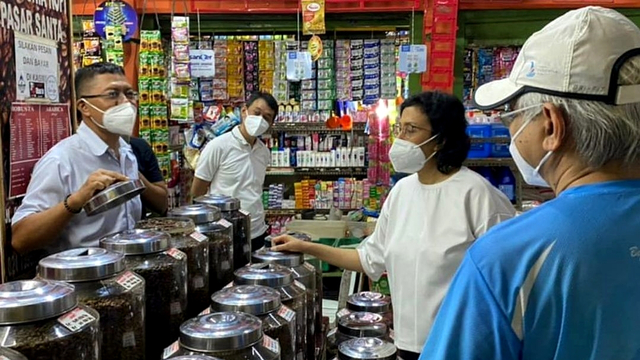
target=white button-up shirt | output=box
[195,126,270,239]
[12,123,142,254]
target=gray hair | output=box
[515,55,640,169]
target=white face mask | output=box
[509,117,553,188]
[244,114,270,137]
[389,134,438,173]
[83,100,137,137]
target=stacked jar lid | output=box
[169,204,234,292]
[136,217,211,317]
[37,247,146,360]
[234,263,307,360]
[100,229,188,359]
[194,194,251,270]
[327,312,390,358]
[0,279,100,359]
[335,338,397,360]
[338,292,393,329]
[162,312,281,359]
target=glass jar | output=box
[162,312,281,360]
[0,347,27,360]
[169,204,234,292]
[234,263,307,360]
[194,194,251,270]
[100,229,188,360]
[211,285,296,360]
[136,217,210,318]
[327,312,390,359]
[334,338,397,360]
[252,246,318,360]
[37,248,146,360]
[0,280,100,359]
[172,356,222,360]
[337,292,393,329]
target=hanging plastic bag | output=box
[286,51,313,81]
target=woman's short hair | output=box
[400,91,470,174]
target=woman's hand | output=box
[271,235,307,253]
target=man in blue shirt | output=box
[421,6,640,360]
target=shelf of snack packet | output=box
[270,122,367,133]
[265,208,360,216]
[266,167,368,176]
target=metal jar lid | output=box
[338,312,388,338]
[179,312,263,352]
[0,346,28,360]
[252,247,305,268]
[169,204,222,224]
[194,194,241,211]
[38,247,125,282]
[84,179,145,216]
[171,356,222,360]
[338,338,397,360]
[211,285,281,316]
[136,217,196,236]
[100,229,171,255]
[234,263,294,288]
[0,280,77,324]
[347,292,392,313]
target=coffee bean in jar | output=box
[337,292,393,329]
[233,263,307,360]
[169,204,235,292]
[327,312,390,359]
[162,312,281,360]
[100,229,188,360]
[253,244,319,360]
[335,338,397,360]
[37,248,146,360]
[194,194,251,270]
[211,285,296,360]
[136,217,210,318]
[0,280,100,360]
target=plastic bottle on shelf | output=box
[498,167,516,203]
[466,111,492,159]
[490,114,511,158]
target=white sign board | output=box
[398,44,427,74]
[189,49,216,78]
[286,51,313,81]
[14,32,59,102]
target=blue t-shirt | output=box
[421,180,640,360]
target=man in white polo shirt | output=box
[192,92,278,254]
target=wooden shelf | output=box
[464,158,515,167]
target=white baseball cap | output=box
[474,6,640,110]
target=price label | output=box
[190,231,208,243]
[116,271,143,291]
[389,329,395,341]
[221,260,231,271]
[170,302,183,315]
[122,331,136,347]
[294,280,306,291]
[167,248,186,261]
[57,307,97,332]
[162,340,180,359]
[224,282,233,289]
[278,305,296,322]
[218,219,232,228]
[303,263,316,272]
[1,356,11,360]
[263,335,280,354]
[239,209,250,217]
[199,307,211,316]
[193,276,205,289]
[243,243,251,254]
[336,308,350,319]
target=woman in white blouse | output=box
[272,91,516,360]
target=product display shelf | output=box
[271,122,367,133]
[265,208,360,216]
[266,167,368,176]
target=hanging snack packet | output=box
[302,0,326,35]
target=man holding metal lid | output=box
[11,63,144,255]
[421,7,640,360]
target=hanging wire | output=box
[296,0,301,49]
[197,8,202,48]
[411,6,416,44]
[153,0,161,30]
[140,0,147,30]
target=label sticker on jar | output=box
[239,209,250,217]
[243,243,251,253]
[57,307,97,332]
[336,308,350,318]
[0,356,10,360]
[294,280,306,291]
[122,331,136,347]
[163,340,180,358]
[170,302,183,315]
[221,260,231,271]
[167,248,186,261]
[278,305,296,322]
[193,276,205,289]
[218,219,232,228]
[116,271,143,291]
[190,231,208,243]
[389,329,395,341]
[263,335,280,354]
[199,307,211,316]
[224,282,233,289]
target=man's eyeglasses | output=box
[393,123,431,137]
[494,104,542,127]
[82,90,139,102]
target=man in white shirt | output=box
[192,92,278,254]
[11,62,151,254]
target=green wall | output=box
[454,8,640,98]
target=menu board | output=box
[9,103,71,198]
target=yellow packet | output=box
[302,0,326,35]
